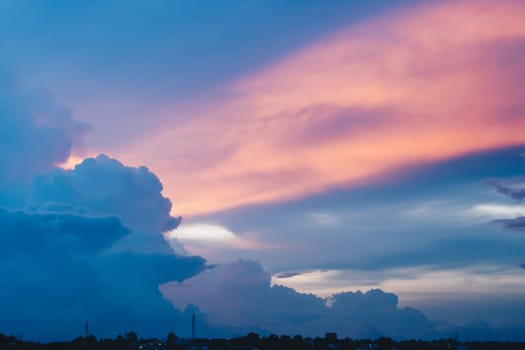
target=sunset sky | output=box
[1,0,525,341]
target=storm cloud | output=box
[0,77,207,340]
[0,208,206,340]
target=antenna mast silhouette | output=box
[85,320,89,338]
[191,313,195,344]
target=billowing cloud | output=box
[31,154,183,254]
[0,78,208,340]
[329,290,431,339]
[0,208,206,340]
[0,153,208,339]
[3,1,525,342]
[163,260,436,339]
[108,0,525,216]
[164,260,525,340]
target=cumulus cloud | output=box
[163,260,330,335]
[0,208,206,340]
[1,77,522,341]
[0,77,208,340]
[11,154,209,339]
[164,260,525,340]
[31,154,183,254]
[32,155,180,233]
[329,290,431,339]
[163,260,435,339]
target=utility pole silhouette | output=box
[191,313,195,343]
[85,321,89,338]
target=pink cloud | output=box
[113,0,525,216]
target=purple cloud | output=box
[163,260,435,339]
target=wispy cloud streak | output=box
[118,0,525,215]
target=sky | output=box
[1,0,525,342]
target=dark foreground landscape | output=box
[2,332,524,350]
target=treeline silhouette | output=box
[1,331,524,350]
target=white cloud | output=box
[166,223,273,262]
[467,203,525,220]
[170,223,237,242]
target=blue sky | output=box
[1,0,525,342]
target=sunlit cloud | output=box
[58,152,99,170]
[166,223,276,260]
[467,203,525,220]
[171,223,237,242]
[116,0,525,216]
[272,265,525,302]
[272,270,358,298]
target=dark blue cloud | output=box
[0,208,127,255]
[274,271,305,279]
[339,236,525,272]
[493,216,525,231]
[0,208,207,340]
[486,179,525,201]
[485,170,525,242]
[0,79,207,339]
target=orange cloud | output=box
[117,0,525,216]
